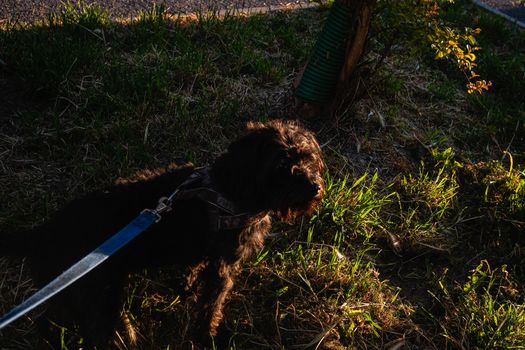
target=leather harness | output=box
[171,167,256,231]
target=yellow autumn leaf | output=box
[465,53,476,61]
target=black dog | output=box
[1,119,325,348]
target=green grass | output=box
[308,172,395,245]
[439,0,525,159]
[0,4,322,230]
[430,262,525,349]
[388,147,462,250]
[1,1,524,349]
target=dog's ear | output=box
[246,121,266,131]
[228,124,277,155]
[246,119,299,132]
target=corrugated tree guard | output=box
[295,0,352,104]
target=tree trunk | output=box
[295,0,375,118]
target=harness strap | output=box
[171,168,253,231]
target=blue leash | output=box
[0,193,176,330]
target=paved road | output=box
[1,0,523,25]
[0,0,312,22]
[476,0,525,26]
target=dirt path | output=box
[0,0,313,22]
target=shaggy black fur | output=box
[0,119,325,349]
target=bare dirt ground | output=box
[0,0,313,22]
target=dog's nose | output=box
[309,183,321,196]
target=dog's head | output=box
[211,119,324,221]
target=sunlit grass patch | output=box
[430,261,525,349]
[457,159,525,275]
[388,147,462,251]
[49,1,110,29]
[481,159,525,222]
[309,172,395,246]
[269,247,410,347]
[226,242,414,349]
[218,172,415,348]
[459,158,525,241]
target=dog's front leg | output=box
[186,260,210,290]
[193,258,238,342]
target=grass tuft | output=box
[50,1,110,30]
[431,261,525,349]
[389,147,462,250]
[309,172,395,246]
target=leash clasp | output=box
[155,196,172,214]
[141,190,179,223]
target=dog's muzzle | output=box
[309,183,322,197]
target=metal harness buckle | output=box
[141,189,180,223]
